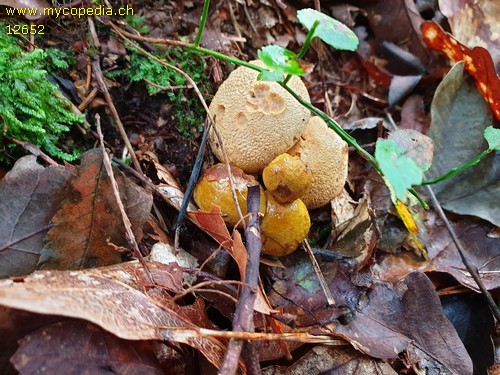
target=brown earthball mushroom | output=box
[261,191,311,257]
[193,164,266,227]
[208,60,311,174]
[287,116,348,209]
[262,153,312,204]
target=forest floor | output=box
[0,0,499,374]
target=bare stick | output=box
[220,185,263,375]
[6,137,59,166]
[96,115,152,283]
[88,19,142,174]
[425,185,500,323]
[303,239,335,305]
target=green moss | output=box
[106,45,208,138]
[0,26,84,164]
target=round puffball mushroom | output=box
[193,164,266,227]
[261,191,311,257]
[262,153,312,204]
[287,116,348,209]
[208,60,311,174]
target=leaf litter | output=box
[0,0,499,374]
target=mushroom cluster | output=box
[207,60,311,174]
[193,62,349,256]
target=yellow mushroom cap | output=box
[261,191,311,257]
[287,116,348,209]
[262,153,312,204]
[208,60,311,174]
[193,164,266,227]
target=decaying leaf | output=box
[11,320,164,374]
[375,214,499,292]
[329,196,377,268]
[427,62,500,226]
[388,129,434,171]
[39,149,153,269]
[421,20,500,121]
[335,272,473,375]
[262,345,397,375]
[438,0,500,66]
[0,156,71,278]
[0,266,227,368]
[266,251,363,327]
[0,306,60,374]
[427,219,500,291]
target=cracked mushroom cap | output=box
[208,60,311,174]
[262,153,312,204]
[261,191,311,257]
[287,117,348,209]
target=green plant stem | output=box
[283,20,320,85]
[297,20,320,60]
[422,148,492,185]
[194,0,210,47]
[409,188,429,209]
[192,45,266,72]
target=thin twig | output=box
[77,87,98,111]
[173,119,211,251]
[173,279,246,303]
[96,115,153,283]
[142,78,191,92]
[425,185,500,323]
[6,137,59,166]
[302,239,335,305]
[220,185,263,375]
[88,18,142,174]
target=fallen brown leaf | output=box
[0,156,71,278]
[335,272,473,374]
[0,266,227,368]
[11,320,165,374]
[39,149,153,270]
[262,345,397,375]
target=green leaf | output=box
[375,139,424,202]
[257,45,304,76]
[484,126,500,150]
[297,8,359,51]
